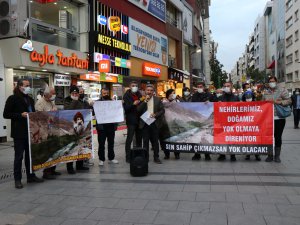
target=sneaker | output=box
[67,169,76,174]
[245,155,250,160]
[99,160,104,166]
[42,174,56,180]
[154,158,162,164]
[15,180,23,189]
[175,154,180,160]
[76,166,89,171]
[217,155,226,161]
[109,159,119,164]
[255,155,261,161]
[204,154,211,161]
[230,155,237,162]
[27,176,44,183]
[192,154,201,160]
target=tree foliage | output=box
[246,67,266,83]
[210,56,228,88]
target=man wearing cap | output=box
[64,85,89,174]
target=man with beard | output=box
[64,85,89,174]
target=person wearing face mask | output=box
[96,88,119,166]
[161,89,180,160]
[64,85,89,173]
[263,76,292,163]
[181,87,192,102]
[3,79,44,189]
[78,87,91,109]
[218,81,240,162]
[291,88,300,129]
[35,86,61,179]
[123,81,143,163]
[215,89,223,101]
[191,82,215,161]
[242,83,255,102]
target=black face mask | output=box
[102,95,110,100]
[79,94,84,99]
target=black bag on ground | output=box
[130,147,148,177]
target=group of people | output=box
[2,76,297,189]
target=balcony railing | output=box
[29,18,80,51]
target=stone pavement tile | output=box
[238,185,268,194]
[24,216,65,225]
[264,215,300,225]
[119,209,158,224]
[131,183,158,191]
[32,194,66,205]
[190,212,227,225]
[285,177,300,183]
[1,202,39,214]
[186,175,210,182]
[183,185,210,192]
[86,189,116,198]
[58,196,93,207]
[138,190,168,200]
[0,200,14,211]
[256,194,290,204]
[211,185,239,193]
[157,184,184,192]
[8,193,42,203]
[112,190,141,198]
[259,176,287,183]
[286,195,300,204]
[196,192,226,202]
[0,191,20,202]
[162,175,187,181]
[190,168,212,173]
[177,201,210,213]
[276,204,300,218]
[167,191,196,201]
[145,200,179,211]
[211,168,234,173]
[210,202,244,214]
[154,211,191,225]
[227,214,267,225]
[226,193,257,203]
[114,198,148,210]
[57,206,96,219]
[60,219,98,225]
[235,176,261,182]
[97,222,133,225]
[294,187,300,195]
[211,176,236,182]
[96,182,134,191]
[265,186,298,195]
[85,197,120,208]
[243,203,280,216]
[87,208,125,221]
[28,203,67,217]
[61,187,91,196]
[0,212,33,225]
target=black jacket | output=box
[291,94,300,109]
[64,96,86,110]
[3,93,35,139]
[123,90,142,125]
[219,93,240,102]
[95,97,118,131]
[191,92,215,102]
[137,96,165,129]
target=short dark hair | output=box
[197,82,205,86]
[130,81,138,85]
[242,83,250,89]
[101,87,109,92]
[13,79,30,95]
[183,87,190,92]
[267,76,277,83]
[166,89,175,99]
[223,81,232,86]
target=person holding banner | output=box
[162,89,180,160]
[137,84,165,164]
[181,87,192,102]
[191,82,215,161]
[64,85,90,173]
[123,81,143,163]
[96,88,119,166]
[291,88,300,129]
[263,76,291,163]
[35,86,62,179]
[3,79,44,189]
[218,81,240,162]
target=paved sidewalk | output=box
[0,117,300,225]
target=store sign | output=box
[100,73,118,83]
[129,18,168,66]
[142,62,161,77]
[79,73,100,81]
[168,68,184,83]
[182,5,193,44]
[94,52,131,69]
[97,34,131,54]
[128,0,166,22]
[21,42,88,69]
[98,15,107,25]
[108,16,121,36]
[99,60,111,73]
[54,74,71,86]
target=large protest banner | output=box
[28,109,93,171]
[161,102,273,155]
[93,100,124,124]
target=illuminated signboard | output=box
[142,62,161,77]
[94,52,131,69]
[99,60,111,73]
[97,34,131,54]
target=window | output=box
[286,17,293,29]
[287,73,293,81]
[166,2,178,28]
[295,30,299,41]
[286,53,293,64]
[286,0,293,11]
[295,50,299,61]
[295,10,299,21]
[295,71,299,80]
[286,35,293,47]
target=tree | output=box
[210,56,228,88]
[245,67,266,83]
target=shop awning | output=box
[267,60,275,69]
[171,68,190,76]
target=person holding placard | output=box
[96,88,119,166]
[137,84,165,164]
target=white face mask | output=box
[171,93,177,100]
[71,95,79,101]
[50,95,56,101]
[184,91,190,96]
[246,98,252,102]
[269,82,277,88]
[216,93,222,97]
[247,88,251,92]
[197,88,204,93]
[223,87,231,93]
[131,86,138,93]
[22,86,31,95]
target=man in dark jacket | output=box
[123,81,142,162]
[291,88,300,129]
[191,82,215,161]
[3,79,44,189]
[96,88,119,166]
[137,84,165,164]
[64,85,89,174]
[218,81,240,162]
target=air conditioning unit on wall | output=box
[0,0,27,39]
